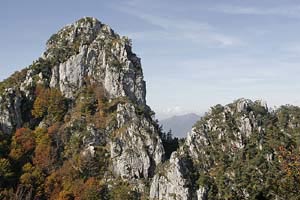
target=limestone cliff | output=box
[0,17,164,193]
[1,17,300,200]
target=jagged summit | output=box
[9,17,144,104]
[0,18,164,196]
[46,17,104,47]
[2,17,299,200]
[1,17,143,102]
[45,17,117,60]
[44,17,145,103]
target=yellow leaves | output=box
[33,142,53,171]
[32,85,49,118]
[20,162,45,190]
[44,172,62,200]
[32,85,67,122]
[0,158,14,180]
[33,127,48,144]
[278,145,300,177]
[9,128,35,161]
[22,163,34,172]
[277,145,300,195]
[57,191,74,200]
[109,180,136,200]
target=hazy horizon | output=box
[1,0,300,119]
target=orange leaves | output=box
[33,142,54,172]
[48,88,67,121]
[10,128,35,161]
[32,85,67,122]
[278,146,300,177]
[44,171,63,200]
[277,145,300,196]
[47,123,60,137]
[33,124,61,172]
[32,85,49,118]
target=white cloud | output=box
[210,33,243,46]
[117,4,244,47]
[153,106,198,120]
[210,5,300,18]
[283,44,300,55]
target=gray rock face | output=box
[47,17,146,105]
[111,103,164,179]
[50,47,87,98]
[197,187,208,200]
[0,88,23,134]
[0,17,163,182]
[0,67,43,135]
[150,152,197,200]
[150,99,269,200]
[186,99,266,161]
[47,17,159,179]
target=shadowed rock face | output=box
[0,17,164,182]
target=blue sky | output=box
[1,0,300,119]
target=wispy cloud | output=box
[210,5,300,18]
[153,105,197,119]
[116,3,244,47]
[283,44,300,55]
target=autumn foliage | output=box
[9,128,35,161]
[32,85,67,122]
[277,146,300,196]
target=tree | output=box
[32,85,67,122]
[9,128,35,162]
[19,163,45,198]
[0,158,14,187]
[0,131,9,157]
[48,88,67,121]
[277,146,300,198]
[32,85,49,118]
[109,180,138,200]
[160,129,179,159]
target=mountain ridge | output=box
[160,113,200,138]
[0,17,300,200]
[0,17,167,199]
[151,98,300,199]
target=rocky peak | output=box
[0,17,148,135]
[46,17,104,51]
[43,17,146,104]
[235,98,252,113]
[226,98,268,114]
[150,99,300,200]
[0,18,164,185]
[1,16,300,199]
[150,99,272,199]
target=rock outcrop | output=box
[46,17,146,105]
[150,151,197,200]
[111,103,164,179]
[2,17,300,200]
[0,88,23,134]
[0,17,163,182]
[149,99,271,199]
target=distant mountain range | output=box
[159,113,200,138]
